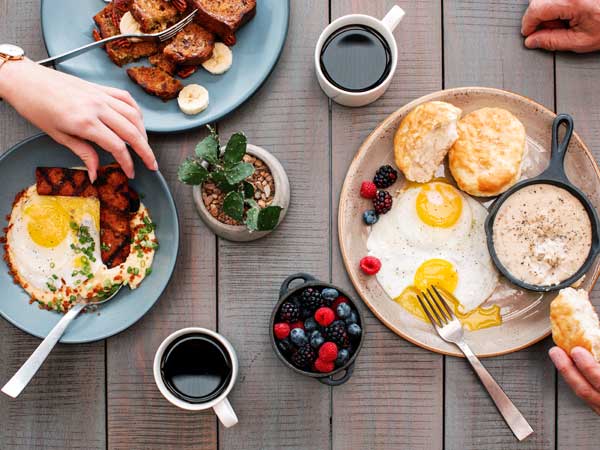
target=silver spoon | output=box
[1,286,122,398]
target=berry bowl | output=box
[269,273,365,386]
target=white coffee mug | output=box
[153,327,239,428]
[314,5,405,107]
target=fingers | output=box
[107,95,147,140]
[550,347,600,407]
[100,106,158,172]
[522,0,575,36]
[98,85,143,115]
[524,28,578,51]
[571,347,600,391]
[85,120,136,178]
[50,131,100,182]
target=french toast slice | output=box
[149,51,177,75]
[126,66,183,101]
[163,23,215,65]
[130,0,181,33]
[190,0,256,45]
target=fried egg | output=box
[367,180,499,319]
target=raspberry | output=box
[373,190,393,214]
[373,165,398,189]
[274,323,290,340]
[289,320,304,330]
[360,256,381,275]
[314,307,335,327]
[318,342,338,362]
[314,358,335,373]
[332,296,348,310]
[360,181,377,199]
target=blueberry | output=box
[336,303,352,319]
[290,328,308,346]
[278,337,294,355]
[321,288,339,302]
[347,323,362,339]
[335,349,350,366]
[345,311,358,325]
[362,210,379,225]
[304,317,318,333]
[310,330,325,349]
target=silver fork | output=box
[416,286,534,441]
[37,9,198,66]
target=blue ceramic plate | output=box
[40,0,289,133]
[0,134,179,343]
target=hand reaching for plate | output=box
[0,58,157,181]
[550,346,600,415]
[521,0,600,53]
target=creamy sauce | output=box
[493,184,592,286]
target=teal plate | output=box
[0,134,179,343]
[40,0,289,133]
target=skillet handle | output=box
[279,273,316,298]
[546,114,574,179]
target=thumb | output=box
[51,131,100,182]
[524,28,576,51]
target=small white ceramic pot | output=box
[193,144,290,242]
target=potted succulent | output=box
[178,127,290,241]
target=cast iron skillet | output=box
[485,114,600,292]
[269,273,365,386]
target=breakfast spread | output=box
[92,0,255,113]
[2,165,157,312]
[493,184,592,286]
[551,288,600,362]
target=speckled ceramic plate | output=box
[40,0,289,133]
[0,134,179,343]
[338,87,600,357]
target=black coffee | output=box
[161,334,232,404]
[320,25,392,93]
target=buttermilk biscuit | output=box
[449,107,525,197]
[393,101,462,183]
[551,288,600,362]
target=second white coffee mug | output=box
[153,327,239,428]
[314,5,405,107]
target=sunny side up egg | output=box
[367,181,501,331]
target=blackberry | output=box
[373,190,393,215]
[373,165,398,188]
[325,320,348,347]
[279,302,300,322]
[291,344,317,369]
[300,287,324,313]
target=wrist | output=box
[0,57,32,102]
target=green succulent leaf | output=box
[195,134,219,164]
[256,206,283,231]
[223,191,244,222]
[210,171,236,192]
[244,198,258,209]
[242,181,255,198]
[224,162,254,185]
[245,206,260,231]
[177,159,208,185]
[223,132,247,165]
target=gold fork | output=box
[417,285,534,441]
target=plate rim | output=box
[338,86,600,358]
[39,0,291,134]
[0,132,180,343]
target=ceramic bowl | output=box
[193,144,290,241]
[269,273,366,386]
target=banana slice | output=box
[202,43,233,75]
[178,84,210,115]
[119,12,143,41]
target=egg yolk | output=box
[415,182,462,228]
[413,258,458,293]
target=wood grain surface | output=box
[1,0,599,449]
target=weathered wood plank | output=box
[0,2,106,449]
[443,1,556,449]
[330,1,444,449]
[555,52,600,449]
[216,1,331,449]
[106,132,218,450]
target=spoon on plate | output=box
[1,286,122,398]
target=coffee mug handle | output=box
[381,5,406,33]
[213,398,238,428]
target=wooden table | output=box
[1,1,600,448]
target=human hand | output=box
[0,58,156,181]
[521,0,600,53]
[549,346,600,415]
